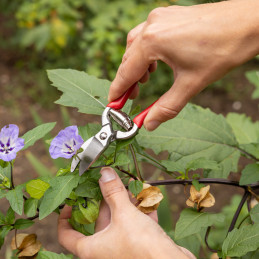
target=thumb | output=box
[99,167,131,213]
[144,76,200,131]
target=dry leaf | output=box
[136,184,163,213]
[186,185,215,210]
[11,233,41,258]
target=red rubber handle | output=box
[133,101,156,128]
[107,83,137,110]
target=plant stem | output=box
[115,166,138,180]
[129,144,143,182]
[205,227,218,253]
[237,214,250,229]
[10,162,14,189]
[227,190,250,234]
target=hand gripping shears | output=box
[70,83,155,176]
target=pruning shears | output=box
[70,83,155,176]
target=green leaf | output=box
[5,207,15,224]
[26,151,53,177]
[0,210,5,224]
[0,189,7,199]
[239,163,259,185]
[22,122,56,149]
[37,251,73,259]
[191,180,205,191]
[246,70,259,99]
[39,175,80,219]
[240,143,259,160]
[24,198,38,217]
[26,179,50,199]
[14,219,34,229]
[241,249,259,259]
[161,160,185,173]
[78,123,101,141]
[250,204,259,223]
[137,104,240,178]
[0,160,8,169]
[6,185,24,215]
[128,180,143,197]
[186,157,220,171]
[226,113,259,144]
[222,224,259,257]
[0,225,13,249]
[75,179,102,200]
[175,208,224,240]
[113,153,130,167]
[48,69,110,115]
[115,138,134,152]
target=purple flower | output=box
[49,126,84,159]
[0,124,24,162]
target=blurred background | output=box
[1,0,259,257]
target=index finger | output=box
[108,37,152,102]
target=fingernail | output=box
[145,121,160,131]
[100,167,116,183]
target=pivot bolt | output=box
[100,132,107,140]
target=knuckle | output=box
[104,185,124,200]
[156,103,179,120]
[147,7,165,22]
[127,30,134,44]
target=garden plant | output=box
[0,69,259,259]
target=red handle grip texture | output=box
[107,83,137,110]
[133,101,156,128]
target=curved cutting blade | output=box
[71,136,106,176]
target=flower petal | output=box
[200,193,215,208]
[0,124,19,141]
[0,151,17,162]
[15,138,25,152]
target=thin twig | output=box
[10,162,14,189]
[115,166,138,180]
[227,190,250,234]
[129,144,143,182]
[237,214,250,229]
[205,226,218,253]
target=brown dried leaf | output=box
[187,185,215,210]
[11,234,28,250]
[136,186,163,213]
[199,193,215,208]
[11,233,41,258]
[18,240,41,257]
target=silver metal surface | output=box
[115,124,138,140]
[110,109,133,131]
[71,106,139,176]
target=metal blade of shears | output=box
[71,136,106,176]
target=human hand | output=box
[58,167,195,259]
[108,0,259,131]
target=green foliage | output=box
[24,198,38,217]
[22,122,56,149]
[39,175,80,219]
[226,113,259,144]
[14,218,34,229]
[250,204,259,223]
[37,251,73,259]
[47,69,110,115]
[26,179,50,199]
[128,180,143,197]
[175,208,224,240]
[222,224,259,258]
[75,179,102,201]
[245,70,259,99]
[138,104,240,178]
[6,185,24,215]
[240,163,259,185]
